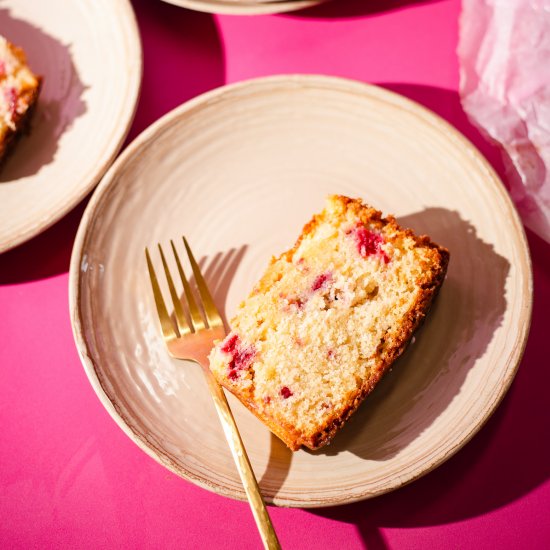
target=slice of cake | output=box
[0,36,41,163]
[209,195,450,451]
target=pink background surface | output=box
[1,0,550,548]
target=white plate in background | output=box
[0,0,142,252]
[160,0,326,16]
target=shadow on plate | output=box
[288,0,443,20]
[199,244,248,328]
[0,8,87,182]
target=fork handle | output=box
[203,366,281,550]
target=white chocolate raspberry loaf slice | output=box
[0,36,41,163]
[209,195,449,451]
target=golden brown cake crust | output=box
[211,195,449,451]
[0,37,42,164]
[0,78,41,162]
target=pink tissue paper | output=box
[458,0,550,243]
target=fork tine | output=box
[182,237,224,329]
[158,244,190,337]
[145,248,177,341]
[170,240,206,332]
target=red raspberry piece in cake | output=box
[220,333,256,381]
[280,386,293,399]
[233,347,255,371]
[311,272,332,291]
[350,224,390,264]
[228,347,255,380]
[220,333,239,354]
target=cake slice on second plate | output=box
[0,36,41,164]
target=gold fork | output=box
[145,237,280,550]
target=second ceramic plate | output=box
[70,75,532,507]
[160,0,325,15]
[0,0,141,252]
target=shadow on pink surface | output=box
[0,199,88,285]
[0,1,224,284]
[127,0,225,142]
[288,0,444,19]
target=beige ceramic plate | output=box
[160,0,325,16]
[70,75,532,507]
[0,0,141,253]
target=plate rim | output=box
[69,74,533,507]
[0,0,143,253]
[159,0,325,16]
